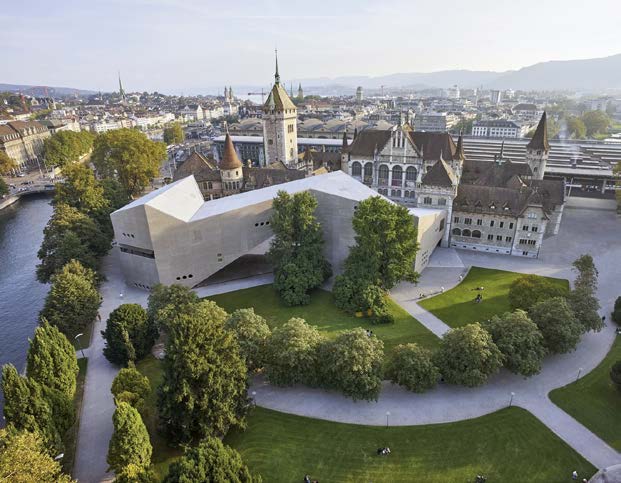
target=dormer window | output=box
[489,204,496,210]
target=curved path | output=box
[75,207,621,481]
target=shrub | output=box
[102,304,157,365]
[612,296,621,325]
[611,360,621,391]
[111,365,151,413]
[387,343,439,393]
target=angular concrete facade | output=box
[111,171,446,290]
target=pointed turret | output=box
[527,111,550,152]
[454,131,465,161]
[118,71,126,103]
[498,140,505,163]
[342,131,349,151]
[220,132,242,170]
[274,48,280,85]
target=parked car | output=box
[16,173,26,177]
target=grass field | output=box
[208,284,439,353]
[65,358,88,476]
[224,406,594,483]
[550,338,621,451]
[418,267,569,328]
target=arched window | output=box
[462,229,471,237]
[364,163,373,177]
[391,189,402,198]
[392,166,403,186]
[378,164,389,183]
[351,162,362,176]
[452,228,462,236]
[406,166,417,182]
[472,230,482,238]
[207,181,213,190]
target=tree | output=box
[482,310,545,377]
[147,283,200,331]
[101,177,131,211]
[529,297,583,354]
[158,300,248,444]
[40,384,75,437]
[163,437,260,483]
[567,287,603,333]
[26,320,79,398]
[612,296,621,325]
[581,110,611,137]
[334,196,418,313]
[0,178,8,197]
[91,128,166,197]
[268,191,332,306]
[40,260,101,336]
[566,116,586,139]
[386,343,439,393]
[0,429,75,483]
[163,123,185,145]
[264,317,324,387]
[43,131,94,169]
[572,254,598,294]
[320,328,384,401]
[433,323,503,387]
[37,203,109,282]
[610,360,621,391]
[225,308,271,372]
[1,365,62,454]
[508,274,568,311]
[102,304,156,365]
[111,365,151,413]
[107,402,152,474]
[0,150,17,175]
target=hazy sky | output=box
[2,0,620,93]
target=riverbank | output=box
[0,195,19,211]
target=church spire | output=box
[527,111,550,152]
[118,71,126,101]
[454,131,465,161]
[274,49,280,85]
[342,130,349,151]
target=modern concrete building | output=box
[110,171,444,289]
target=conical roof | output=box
[263,82,297,111]
[220,133,242,170]
[454,132,465,161]
[527,112,550,152]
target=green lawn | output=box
[135,355,182,481]
[419,267,569,328]
[208,285,439,353]
[65,358,88,477]
[550,338,621,451]
[225,406,594,483]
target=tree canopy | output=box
[107,401,152,474]
[529,297,583,354]
[483,310,546,377]
[433,323,503,387]
[163,437,260,483]
[102,304,156,366]
[111,365,151,413]
[0,178,8,197]
[565,116,587,139]
[268,191,332,306]
[581,110,611,137]
[91,128,166,197]
[225,308,272,372]
[158,300,248,444]
[147,283,200,331]
[163,123,185,145]
[508,274,568,311]
[43,130,94,168]
[0,150,18,175]
[26,320,79,398]
[386,343,439,393]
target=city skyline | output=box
[2,0,620,93]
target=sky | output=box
[2,0,620,94]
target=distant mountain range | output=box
[0,83,95,97]
[293,53,621,93]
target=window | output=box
[268,139,273,145]
[490,220,495,227]
[452,228,462,236]
[378,164,389,182]
[496,235,502,241]
[509,222,514,229]
[208,181,213,189]
[532,226,538,232]
[464,218,472,225]
[506,236,512,242]
[472,230,481,238]
[476,219,482,226]
[499,222,504,228]
[391,189,402,197]
[423,196,432,204]
[438,198,447,206]
[439,219,445,231]
[406,166,417,182]
[351,162,362,176]
[392,166,403,185]
[522,225,529,231]
[488,234,494,240]
[462,229,472,237]
[364,163,373,177]
[454,216,460,223]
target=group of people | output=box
[303,475,318,483]
[472,286,485,304]
[365,329,374,337]
[376,447,391,456]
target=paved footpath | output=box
[74,208,621,480]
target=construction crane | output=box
[247,88,265,104]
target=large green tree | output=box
[268,191,332,306]
[158,300,248,444]
[225,308,271,372]
[26,320,79,398]
[334,196,418,314]
[581,110,611,136]
[508,274,568,311]
[433,323,503,387]
[102,304,156,366]
[386,343,439,393]
[91,128,166,197]
[40,260,101,337]
[37,203,109,282]
[264,317,324,387]
[568,254,602,332]
[163,123,185,145]
[529,297,583,354]
[482,310,546,377]
[163,437,260,483]
[0,429,75,483]
[1,365,62,454]
[43,130,94,169]
[111,365,151,414]
[147,283,200,331]
[107,402,152,474]
[0,151,17,175]
[320,328,384,401]
[566,116,587,139]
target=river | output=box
[0,195,53,417]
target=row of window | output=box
[454,217,515,230]
[519,239,537,246]
[522,225,538,232]
[120,246,155,259]
[133,282,152,290]
[224,181,241,190]
[423,197,447,206]
[121,232,136,238]
[175,274,194,280]
[254,221,270,227]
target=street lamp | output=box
[385,411,390,428]
[74,333,85,358]
[54,453,64,461]
[577,367,583,381]
[509,392,515,407]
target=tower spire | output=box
[274,49,280,84]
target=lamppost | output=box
[577,367,583,381]
[74,333,85,358]
[385,411,390,429]
[54,453,64,461]
[509,392,515,407]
